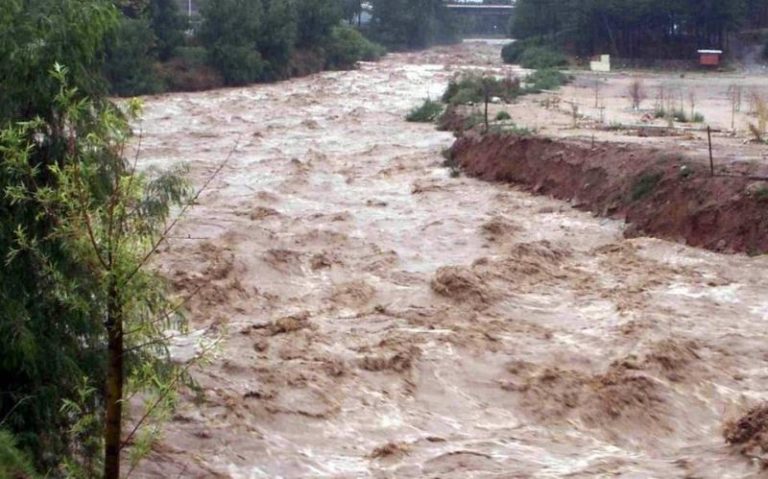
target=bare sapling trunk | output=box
[594,79,600,108]
[104,278,124,479]
[628,78,645,110]
[688,90,696,119]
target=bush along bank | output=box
[405,69,571,134]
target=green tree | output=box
[0,0,118,471]
[104,16,163,96]
[509,0,751,58]
[0,0,118,124]
[325,24,386,69]
[295,0,344,47]
[3,65,208,478]
[149,0,187,61]
[260,0,299,79]
[199,0,266,85]
[370,0,457,50]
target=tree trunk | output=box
[104,279,124,479]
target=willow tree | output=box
[0,0,118,471]
[2,65,207,477]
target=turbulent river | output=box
[135,41,768,478]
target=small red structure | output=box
[698,49,722,67]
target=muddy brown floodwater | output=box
[135,42,768,478]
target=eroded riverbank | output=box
[135,42,768,478]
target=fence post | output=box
[707,126,714,177]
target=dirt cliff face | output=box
[451,133,768,254]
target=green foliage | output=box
[654,108,705,123]
[325,25,386,70]
[406,99,444,122]
[0,1,121,471]
[2,65,201,476]
[0,430,36,478]
[342,0,363,23]
[198,0,377,84]
[296,0,343,47]
[104,17,164,96]
[199,0,266,85]
[754,186,768,201]
[0,0,118,123]
[501,38,568,70]
[524,69,569,93]
[370,0,458,50]
[260,0,299,79]
[149,0,187,61]
[501,41,526,64]
[518,46,568,69]
[495,111,512,121]
[631,171,664,201]
[442,74,521,105]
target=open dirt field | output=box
[134,42,768,478]
[492,63,768,169]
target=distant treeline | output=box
[511,0,768,59]
[105,0,460,96]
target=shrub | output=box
[524,69,569,93]
[672,109,689,122]
[501,41,525,64]
[406,99,443,122]
[208,44,266,85]
[518,46,568,69]
[325,25,385,69]
[442,73,521,105]
[495,111,511,121]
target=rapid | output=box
[135,41,768,478]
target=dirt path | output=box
[135,42,768,478]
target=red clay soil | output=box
[450,133,768,254]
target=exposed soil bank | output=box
[451,133,768,254]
